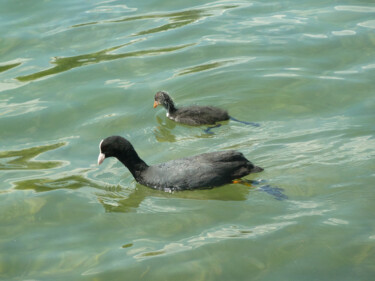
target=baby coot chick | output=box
[153,91,230,126]
[98,136,263,191]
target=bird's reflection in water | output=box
[153,115,219,143]
[13,172,255,212]
[13,172,286,214]
[98,179,287,213]
[13,172,103,192]
[13,173,252,213]
[153,115,177,143]
[98,183,253,213]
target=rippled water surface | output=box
[1,0,374,280]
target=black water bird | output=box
[153,91,260,130]
[97,136,263,191]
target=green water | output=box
[1,0,375,280]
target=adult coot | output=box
[98,136,263,191]
[153,91,260,128]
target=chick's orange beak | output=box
[153,101,159,108]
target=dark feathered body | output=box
[139,150,261,191]
[168,106,229,126]
[154,91,229,126]
[98,136,263,192]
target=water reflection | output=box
[98,183,252,213]
[134,221,296,260]
[13,169,285,212]
[153,114,217,142]
[130,8,208,37]
[153,115,177,142]
[73,4,238,33]
[12,173,252,212]
[126,4,238,37]
[0,98,46,118]
[177,59,236,76]
[177,57,255,77]
[334,5,375,13]
[0,142,66,170]
[98,185,151,213]
[98,182,287,213]
[16,42,194,82]
[13,173,102,192]
[0,62,21,73]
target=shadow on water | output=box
[16,42,194,82]
[73,4,238,37]
[0,142,66,170]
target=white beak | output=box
[98,152,105,165]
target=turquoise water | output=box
[1,0,375,280]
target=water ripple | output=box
[13,171,102,192]
[0,62,22,73]
[0,98,47,118]
[86,4,137,14]
[263,73,299,78]
[105,79,134,89]
[0,58,30,92]
[177,57,255,77]
[239,14,307,27]
[357,20,375,29]
[73,3,238,32]
[324,218,349,226]
[331,30,356,36]
[16,41,194,82]
[317,75,344,80]
[303,33,328,39]
[334,5,375,13]
[0,80,27,93]
[362,63,375,70]
[133,221,296,260]
[0,142,66,170]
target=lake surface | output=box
[1,0,374,280]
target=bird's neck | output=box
[164,100,177,114]
[117,150,148,181]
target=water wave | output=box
[0,142,66,170]
[0,98,47,118]
[16,42,194,82]
[133,221,296,260]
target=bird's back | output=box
[139,150,261,191]
[170,106,229,125]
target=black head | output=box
[98,136,134,165]
[153,91,176,112]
